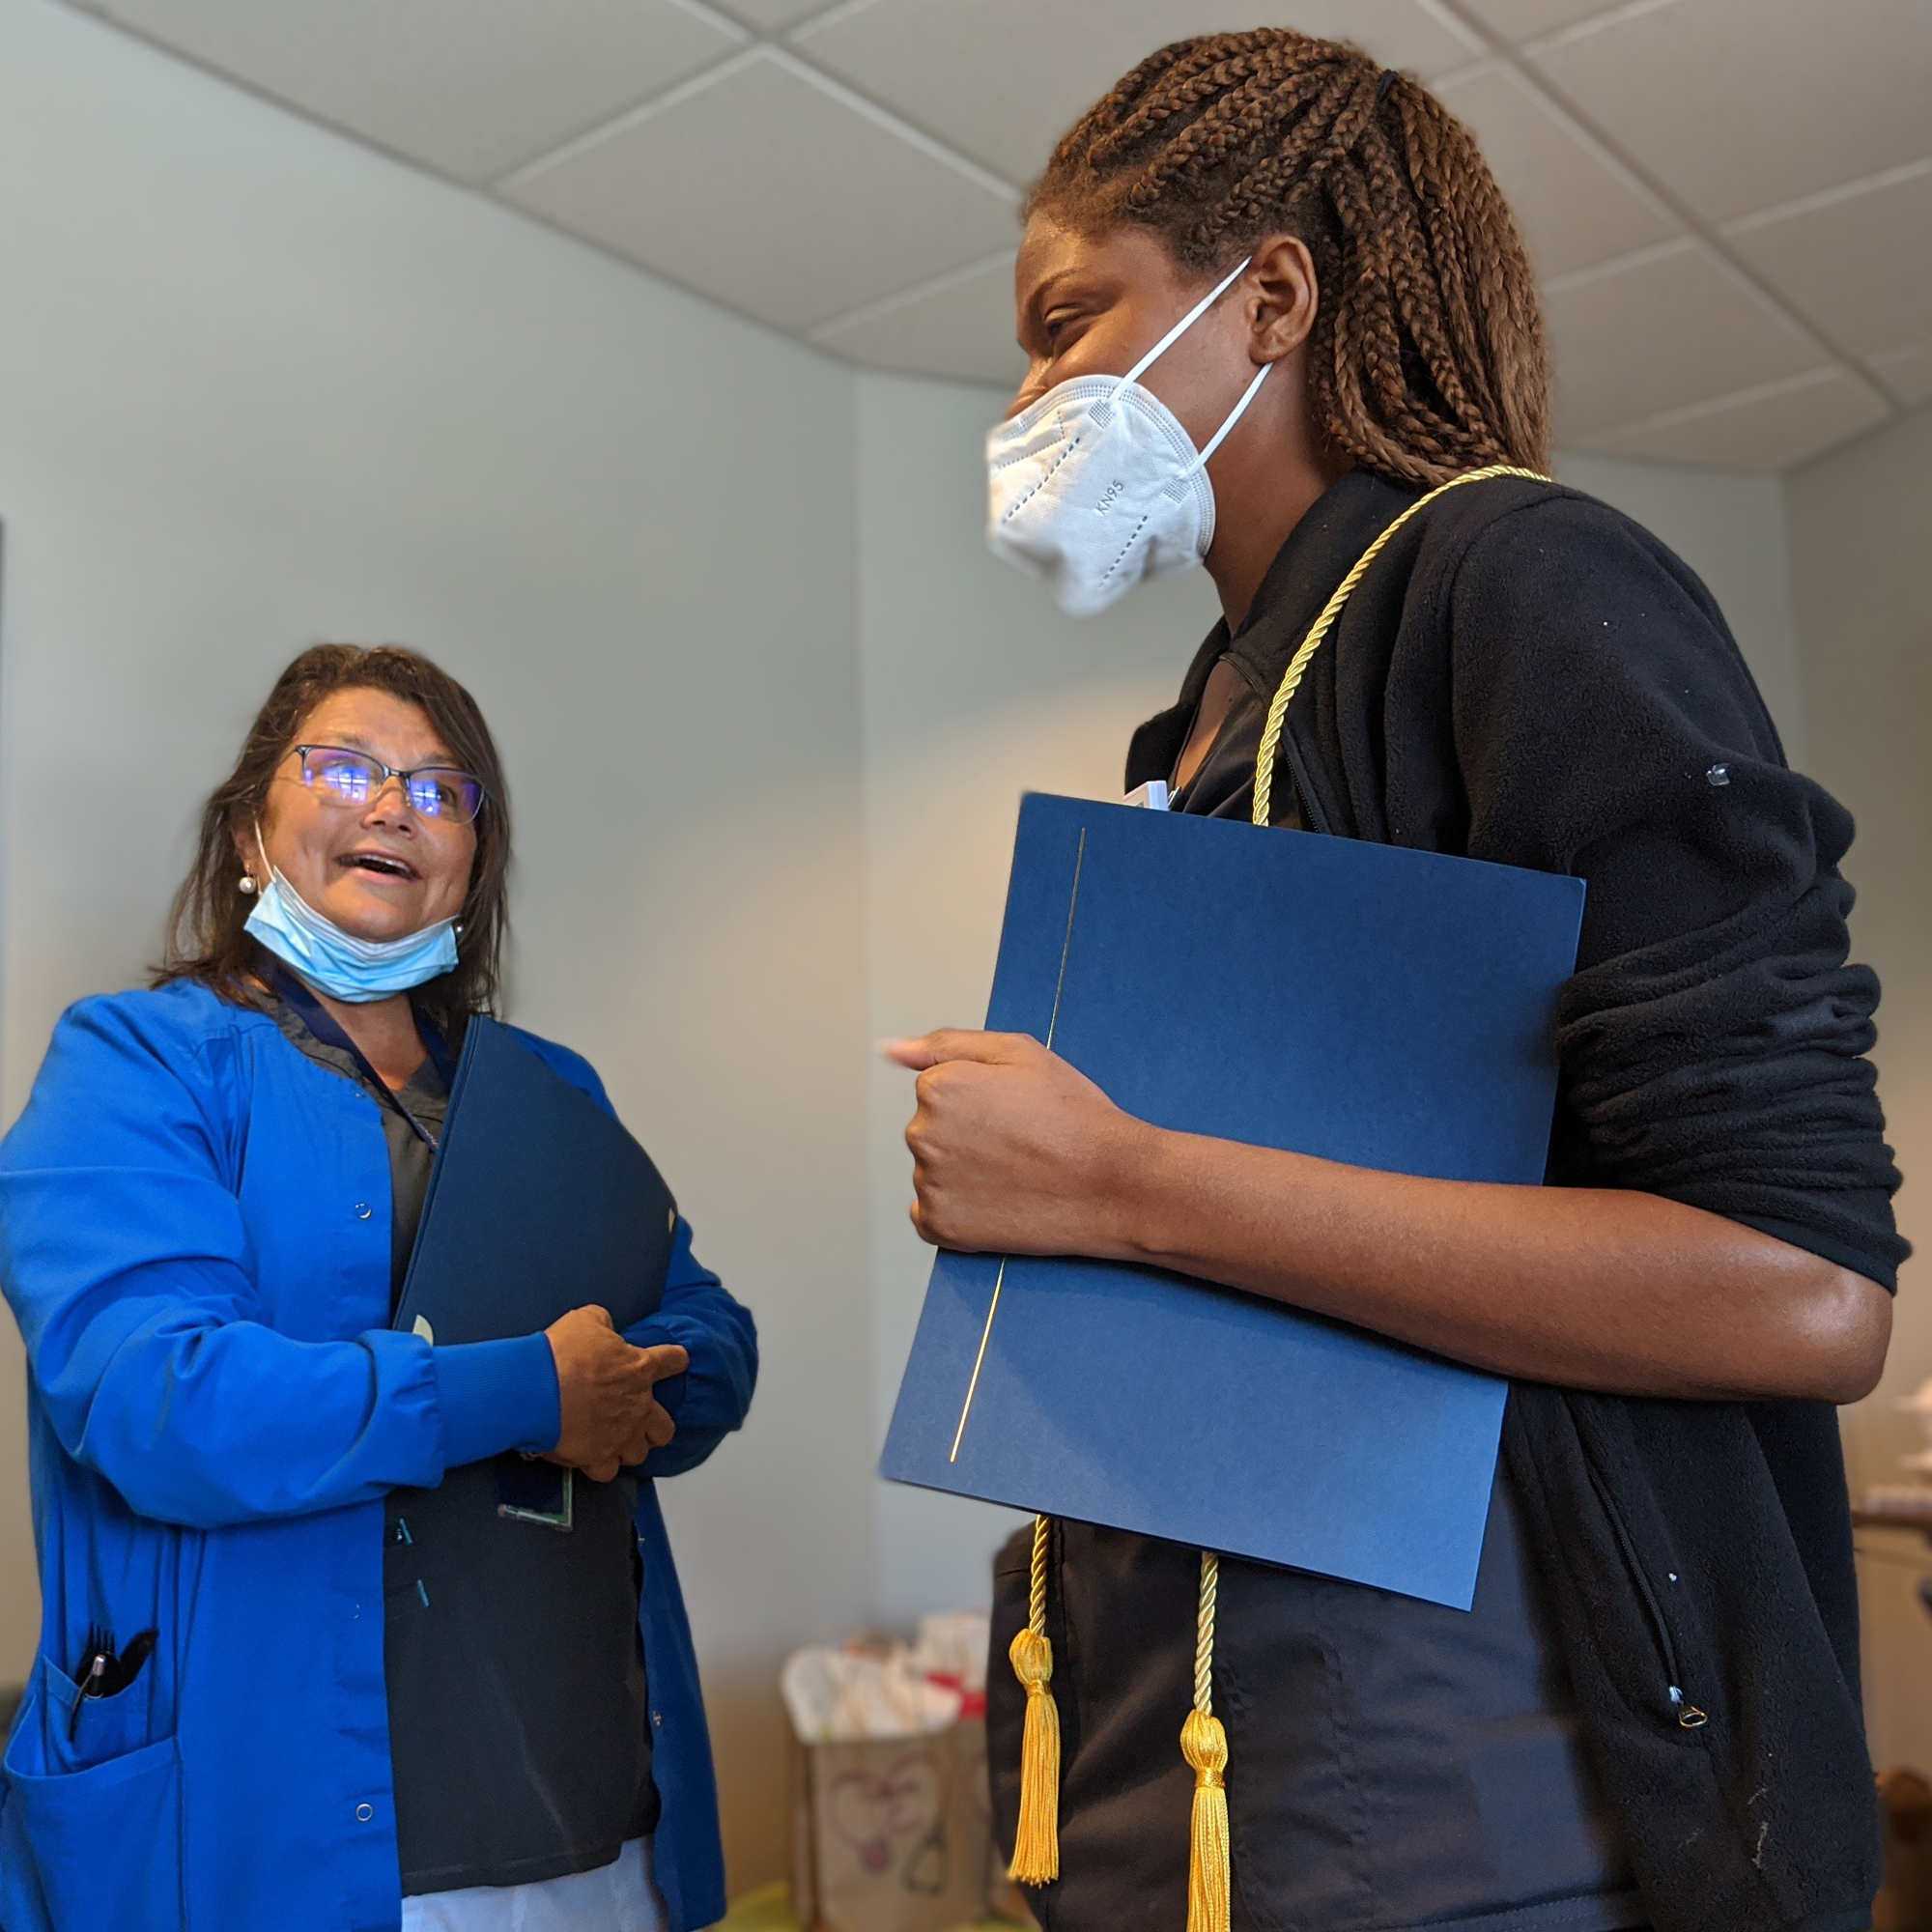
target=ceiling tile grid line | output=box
[1517,0,1682,56]
[495,41,1022,207]
[1719,156,1932,239]
[805,247,1017,343]
[1428,0,1904,446]
[489,44,769,194]
[1580,364,1861,444]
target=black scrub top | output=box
[265,995,660,1896]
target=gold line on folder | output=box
[949,827,1087,1464]
[1044,827,1087,1052]
[949,1257,1007,1464]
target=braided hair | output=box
[1030,30,1549,488]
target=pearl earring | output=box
[239,874,258,896]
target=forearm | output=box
[1103,1122,1889,1402]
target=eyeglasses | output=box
[291,745,487,824]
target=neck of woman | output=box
[313,986,430,1092]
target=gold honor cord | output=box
[1007,1512,1061,1884]
[1250,465,1550,829]
[949,827,1089,1463]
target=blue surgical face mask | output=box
[244,829,459,1002]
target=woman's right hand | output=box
[543,1305,688,1482]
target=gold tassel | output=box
[1008,1514,1060,1885]
[1182,1551,1230,1932]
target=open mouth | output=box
[338,850,418,881]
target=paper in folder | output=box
[880,793,1584,1610]
[391,1019,677,1349]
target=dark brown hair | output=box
[1030,29,1550,487]
[156,643,512,1035]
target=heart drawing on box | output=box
[827,1749,952,1891]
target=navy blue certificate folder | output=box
[879,793,1584,1610]
[392,1019,677,1349]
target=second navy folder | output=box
[880,792,1584,1611]
[393,1019,678,1350]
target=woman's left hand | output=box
[885,1031,1151,1258]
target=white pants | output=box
[401,1836,664,1932]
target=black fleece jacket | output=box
[991,471,1904,1932]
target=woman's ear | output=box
[1246,235,1321,364]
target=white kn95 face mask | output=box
[985,257,1268,617]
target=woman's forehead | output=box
[297,687,452,763]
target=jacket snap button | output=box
[355,1803,374,1822]
[355,1203,372,1220]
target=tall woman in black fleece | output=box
[887,30,1903,1932]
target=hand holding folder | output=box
[546,1306,687,1482]
[392,1019,685,1486]
[882,792,1584,1611]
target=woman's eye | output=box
[1042,310,1086,352]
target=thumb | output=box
[881,1029,1036,1071]
[576,1304,615,1331]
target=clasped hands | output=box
[885,1029,1151,1258]
[542,1306,687,1484]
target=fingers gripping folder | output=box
[882,789,1582,1604]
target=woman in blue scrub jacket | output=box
[0,643,757,1932]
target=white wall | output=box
[0,0,872,1888]
[1783,404,1932,1776]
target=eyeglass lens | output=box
[299,749,484,822]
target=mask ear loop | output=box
[1181,362,1271,477]
[1106,256,1254,407]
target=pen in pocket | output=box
[68,1626,157,1741]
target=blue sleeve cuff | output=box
[626,1319,689,1423]
[432,1333,560,1469]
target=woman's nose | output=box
[1006,365,1051,419]
[362,775,415,820]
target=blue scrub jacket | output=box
[0,980,757,1932]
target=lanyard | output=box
[1249,464,1550,827]
[268,962,457,1151]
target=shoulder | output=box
[499,1022,613,1115]
[1413,475,1717,612]
[1406,475,1780,758]
[6,982,275,1164]
[49,980,271,1071]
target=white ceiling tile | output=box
[711,0,840,27]
[73,0,746,184]
[1544,242,1824,440]
[1581,368,1889,471]
[1433,64,1675,279]
[503,52,1020,331]
[812,252,1025,385]
[1528,0,1932,224]
[1868,341,1932,408]
[793,0,1482,185]
[1455,0,1619,41]
[1725,165,1932,361]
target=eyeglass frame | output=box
[287,744,489,824]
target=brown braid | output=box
[1029,30,1549,487]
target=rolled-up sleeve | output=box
[624,1218,757,1478]
[1447,499,1907,1290]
